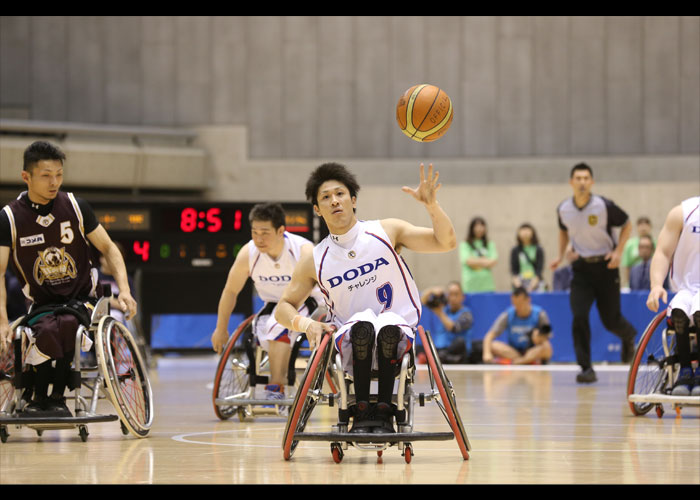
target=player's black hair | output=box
[249,202,286,230]
[512,286,530,298]
[305,162,360,207]
[23,141,66,172]
[570,162,593,178]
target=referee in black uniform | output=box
[551,163,636,383]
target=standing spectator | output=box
[420,282,474,364]
[628,235,655,291]
[550,163,637,384]
[459,217,498,293]
[621,216,654,287]
[510,223,545,292]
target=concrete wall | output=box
[2,16,698,159]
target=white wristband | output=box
[292,315,314,334]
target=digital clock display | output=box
[90,201,318,269]
[160,207,248,234]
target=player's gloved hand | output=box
[306,321,336,351]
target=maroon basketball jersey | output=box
[2,192,98,306]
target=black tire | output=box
[96,317,154,437]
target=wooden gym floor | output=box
[1,355,698,485]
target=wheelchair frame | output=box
[212,312,316,421]
[0,294,154,442]
[627,310,699,418]
[282,325,471,463]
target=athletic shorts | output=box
[254,301,315,352]
[668,288,700,325]
[23,302,94,366]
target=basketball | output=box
[396,84,453,142]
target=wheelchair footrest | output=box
[294,431,454,443]
[0,414,119,426]
[628,394,700,406]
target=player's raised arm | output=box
[385,163,456,254]
[275,246,334,350]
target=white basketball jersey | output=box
[248,231,322,304]
[670,196,700,293]
[312,220,422,328]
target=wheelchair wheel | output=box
[212,315,255,420]
[627,311,673,416]
[282,332,333,460]
[0,344,14,414]
[96,316,154,438]
[418,326,471,460]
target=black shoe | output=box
[576,367,597,384]
[45,397,72,417]
[372,402,396,434]
[22,399,48,414]
[621,337,635,364]
[349,401,373,434]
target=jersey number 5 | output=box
[60,221,74,244]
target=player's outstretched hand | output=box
[402,163,441,207]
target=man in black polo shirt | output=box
[551,163,636,383]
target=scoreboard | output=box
[91,202,318,270]
[89,201,323,349]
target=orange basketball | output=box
[396,84,453,142]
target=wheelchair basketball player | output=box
[646,196,700,396]
[275,162,458,433]
[211,203,323,406]
[0,141,137,415]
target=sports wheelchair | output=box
[212,304,327,421]
[0,288,154,442]
[627,310,699,418]
[282,325,470,463]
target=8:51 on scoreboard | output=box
[91,202,316,269]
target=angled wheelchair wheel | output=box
[0,344,14,414]
[627,311,672,416]
[1,317,26,415]
[212,315,255,420]
[418,326,470,460]
[96,316,154,438]
[283,332,333,460]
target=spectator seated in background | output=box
[482,287,553,365]
[420,281,473,364]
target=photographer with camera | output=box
[482,287,553,365]
[420,281,473,364]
